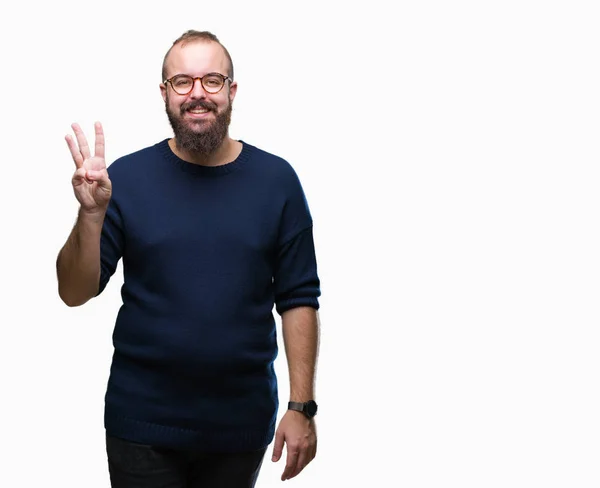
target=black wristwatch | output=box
[288,400,318,419]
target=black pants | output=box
[106,434,267,488]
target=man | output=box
[56,30,321,488]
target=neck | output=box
[169,136,241,167]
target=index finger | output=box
[94,121,105,159]
[289,449,309,480]
[281,449,299,481]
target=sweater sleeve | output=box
[96,195,125,296]
[273,170,321,315]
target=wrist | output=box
[79,206,107,224]
[288,400,318,419]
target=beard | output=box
[165,95,232,157]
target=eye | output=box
[173,77,192,88]
[204,75,222,87]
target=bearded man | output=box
[56,30,321,488]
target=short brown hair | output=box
[161,30,234,82]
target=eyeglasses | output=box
[164,73,231,95]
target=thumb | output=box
[271,430,285,462]
[87,169,111,189]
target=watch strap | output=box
[288,400,317,418]
[288,401,305,412]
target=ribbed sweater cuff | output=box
[276,297,320,315]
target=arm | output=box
[271,306,321,481]
[282,306,320,404]
[57,122,112,307]
[271,167,321,480]
[56,208,105,307]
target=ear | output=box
[160,83,167,103]
[228,80,238,103]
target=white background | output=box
[1,0,599,486]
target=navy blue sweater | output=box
[97,139,320,452]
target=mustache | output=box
[180,100,218,114]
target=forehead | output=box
[165,41,229,77]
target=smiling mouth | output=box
[185,108,213,120]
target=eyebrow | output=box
[171,72,225,78]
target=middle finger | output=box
[72,123,91,160]
[65,134,84,168]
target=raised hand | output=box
[66,122,112,213]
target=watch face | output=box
[305,400,318,417]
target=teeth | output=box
[189,109,208,113]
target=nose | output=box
[190,78,207,99]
